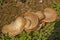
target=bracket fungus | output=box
[1,7,58,37]
[24,19,31,29]
[2,17,26,37]
[24,19,31,32]
[35,11,45,20]
[37,21,46,30]
[42,8,58,22]
[24,12,39,30]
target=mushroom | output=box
[24,11,39,30]
[35,11,45,20]
[2,17,26,37]
[24,19,31,32]
[36,21,46,30]
[25,21,45,32]
[42,8,58,22]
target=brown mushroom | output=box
[36,21,46,30]
[24,19,31,32]
[2,17,26,37]
[42,8,58,22]
[24,11,39,30]
[24,19,31,29]
[25,21,46,32]
[35,11,45,20]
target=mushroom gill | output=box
[2,16,26,37]
[24,12,39,30]
[43,8,58,22]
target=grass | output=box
[0,0,60,40]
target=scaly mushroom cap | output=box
[2,17,26,37]
[35,11,45,20]
[43,8,58,22]
[24,12,39,30]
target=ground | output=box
[0,0,60,40]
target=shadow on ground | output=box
[47,20,60,40]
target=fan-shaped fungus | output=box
[24,19,31,32]
[43,8,58,22]
[24,12,39,30]
[2,17,26,37]
[2,7,58,37]
[35,11,45,20]
[37,21,45,30]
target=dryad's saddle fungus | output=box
[1,7,58,37]
[43,8,58,22]
[36,21,46,30]
[24,19,31,32]
[35,11,45,20]
[24,12,39,30]
[2,17,26,37]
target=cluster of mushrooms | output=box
[2,8,58,37]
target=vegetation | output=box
[0,0,60,40]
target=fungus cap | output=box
[2,17,26,37]
[24,19,31,32]
[37,21,45,30]
[43,8,58,22]
[35,11,45,20]
[24,12,39,30]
